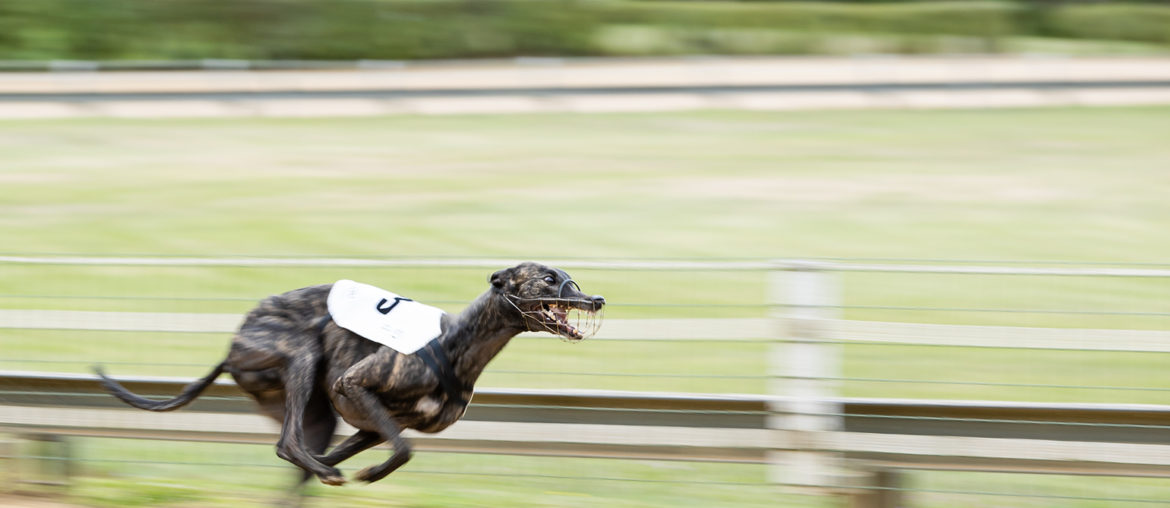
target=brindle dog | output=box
[96,262,604,486]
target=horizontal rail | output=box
[5,310,1169,352]
[5,255,1170,276]
[4,372,1170,475]
[797,432,1170,478]
[0,371,771,463]
[829,320,1170,353]
[0,256,772,270]
[0,311,772,340]
[8,57,1170,90]
[0,406,770,464]
[9,81,1170,103]
[0,370,771,428]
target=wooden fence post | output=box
[768,261,843,489]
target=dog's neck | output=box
[438,289,525,386]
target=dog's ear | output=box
[490,268,513,290]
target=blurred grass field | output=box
[3,108,1170,262]
[2,107,1169,397]
[3,108,1170,506]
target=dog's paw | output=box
[319,473,346,486]
[355,455,410,483]
[355,463,398,483]
[353,465,381,483]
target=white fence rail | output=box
[5,311,1170,352]
[2,256,1169,506]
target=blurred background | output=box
[2,1,1170,507]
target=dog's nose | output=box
[590,295,606,310]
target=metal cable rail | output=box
[5,255,1170,276]
[7,294,1169,317]
[3,372,1170,467]
[781,482,1170,505]
[5,253,1170,268]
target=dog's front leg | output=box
[334,364,414,483]
[316,429,383,467]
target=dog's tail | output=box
[94,362,227,412]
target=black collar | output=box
[415,338,468,407]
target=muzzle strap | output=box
[557,278,582,298]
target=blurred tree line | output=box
[0,0,1167,61]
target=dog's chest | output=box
[413,396,443,419]
[337,393,466,434]
[410,395,468,433]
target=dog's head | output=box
[491,262,605,342]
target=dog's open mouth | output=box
[538,302,599,342]
[504,277,604,342]
[513,298,602,342]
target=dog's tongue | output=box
[562,324,583,340]
[554,307,578,339]
[547,306,582,340]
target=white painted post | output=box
[768,261,843,489]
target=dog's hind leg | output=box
[297,390,338,485]
[281,390,339,508]
[275,355,345,486]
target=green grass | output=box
[3,109,1170,262]
[3,108,1169,396]
[10,437,1170,507]
[3,108,1170,506]
[596,26,1170,57]
[16,438,795,508]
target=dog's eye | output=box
[543,275,555,285]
